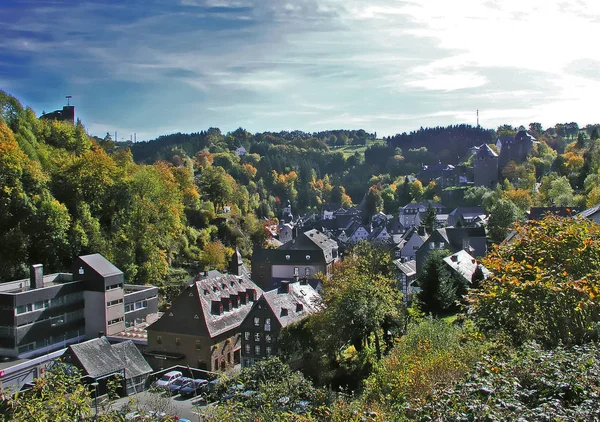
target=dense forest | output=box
[2,88,600,294]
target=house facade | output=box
[240,279,321,368]
[145,272,262,371]
[251,230,339,291]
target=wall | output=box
[271,264,323,279]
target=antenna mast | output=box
[477,109,479,127]
[65,95,72,106]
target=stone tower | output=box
[473,144,499,188]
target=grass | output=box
[331,139,387,157]
[442,314,458,324]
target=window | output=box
[244,331,250,341]
[245,344,251,354]
[294,267,299,276]
[196,340,202,351]
[156,336,162,344]
[254,345,261,355]
[254,333,261,342]
[254,317,260,327]
[106,283,123,291]
[107,299,123,307]
[264,318,271,332]
[266,346,272,356]
[108,317,124,326]
[305,267,311,276]
[429,242,435,250]
[125,304,133,313]
[265,334,272,343]
[175,338,181,346]
[50,316,65,327]
[16,304,33,315]
[34,300,49,310]
[18,342,35,354]
[280,308,288,317]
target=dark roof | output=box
[277,229,338,263]
[393,259,416,276]
[260,282,322,328]
[264,277,322,292]
[527,207,580,220]
[112,341,152,379]
[68,337,124,379]
[78,254,123,277]
[515,130,536,142]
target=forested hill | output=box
[126,128,377,164]
[386,124,497,163]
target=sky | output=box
[1,0,600,141]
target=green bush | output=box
[411,342,600,420]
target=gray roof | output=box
[475,144,498,158]
[261,282,322,328]
[579,204,600,219]
[393,259,416,276]
[68,337,124,379]
[112,341,152,379]
[443,250,490,283]
[79,254,123,277]
[196,274,263,338]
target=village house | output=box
[251,230,339,292]
[240,277,321,368]
[145,256,262,372]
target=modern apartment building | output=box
[0,254,157,360]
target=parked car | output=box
[179,378,208,398]
[154,370,183,388]
[222,384,245,401]
[167,377,192,395]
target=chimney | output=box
[30,264,43,289]
[417,226,426,236]
[279,280,290,294]
[293,274,299,283]
[300,277,308,286]
[451,255,458,262]
[98,331,105,338]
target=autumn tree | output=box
[469,215,600,347]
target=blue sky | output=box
[1,0,600,141]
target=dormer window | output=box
[296,303,304,312]
[211,300,222,315]
[280,308,288,317]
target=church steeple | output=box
[228,248,243,276]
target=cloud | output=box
[1,0,600,140]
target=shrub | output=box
[363,318,482,406]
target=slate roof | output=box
[278,229,339,263]
[475,144,498,158]
[393,259,416,277]
[195,274,263,338]
[112,341,153,379]
[78,254,123,277]
[68,337,125,379]
[260,282,322,328]
[579,204,600,219]
[443,250,490,284]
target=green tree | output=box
[421,203,437,234]
[487,199,520,243]
[547,175,574,206]
[365,187,383,216]
[196,165,235,211]
[417,249,459,316]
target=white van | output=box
[154,370,183,388]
